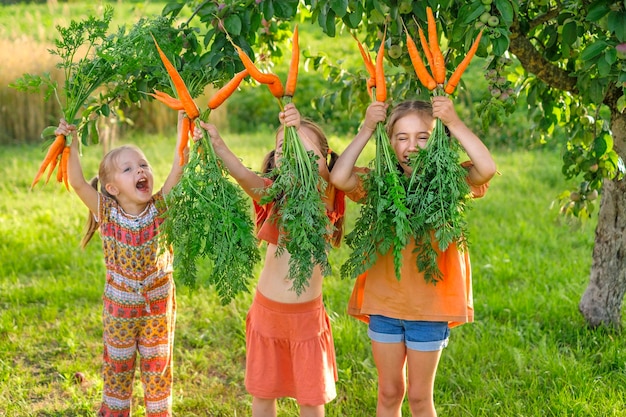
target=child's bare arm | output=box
[194,120,266,200]
[162,111,188,196]
[330,101,387,191]
[432,96,496,185]
[63,120,99,216]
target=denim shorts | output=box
[367,315,450,352]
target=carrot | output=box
[353,33,377,96]
[44,152,61,184]
[234,45,283,86]
[151,34,199,119]
[178,115,190,166]
[444,30,483,94]
[353,34,376,78]
[56,149,65,183]
[208,69,249,110]
[266,79,285,99]
[367,77,377,96]
[405,27,437,91]
[375,30,387,102]
[284,25,299,97]
[148,91,185,111]
[31,134,66,189]
[426,6,446,85]
[60,146,70,190]
[418,26,435,72]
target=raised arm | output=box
[162,111,188,196]
[194,120,266,200]
[63,120,99,216]
[432,96,497,185]
[330,101,388,191]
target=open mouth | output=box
[136,178,148,191]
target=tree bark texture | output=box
[579,177,626,329]
[579,111,626,329]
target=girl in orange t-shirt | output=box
[194,103,345,417]
[330,97,497,417]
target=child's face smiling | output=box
[390,112,434,174]
[106,148,154,211]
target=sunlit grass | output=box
[3,130,623,416]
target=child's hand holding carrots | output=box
[279,103,301,129]
[55,119,77,141]
[431,96,462,129]
[364,101,388,131]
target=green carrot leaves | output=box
[160,130,260,304]
[341,123,412,281]
[260,115,332,296]
[406,118,472,284]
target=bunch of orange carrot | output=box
[152,35,260,298]
[406,7,483,94]
[31,134,70,190]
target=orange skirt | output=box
[245,290,338,406]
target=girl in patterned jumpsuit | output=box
[58,112,187,417]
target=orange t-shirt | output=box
[345,162,489,328]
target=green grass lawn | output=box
[1,130,624,416]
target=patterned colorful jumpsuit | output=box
[97,191,176,417]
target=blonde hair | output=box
[81,145,148,248]
[260,119,344,247]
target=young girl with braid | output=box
[58,111,187,417]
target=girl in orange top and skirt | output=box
[330,97,497,417]
[194,103,345,417]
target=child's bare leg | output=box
[252,397,276,417]
[300,404,325,417]
[372,341,407,417]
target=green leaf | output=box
[494,0,514,26]
[580,40,608,61]
[161,2,184,18]
[262,0,275,19]
[41,126,58,140]
[330,0,349,18]
[318,6,337,37]
[461,2,486,24]
[562,20,578,46]
[588,78,606,104]
[224,14,242,36]
[597,54,611,77]
[344,10,363,29]
[491,33,510,56]
[594,132,611,157]
[608,11,626,41]
[585,2,610,22]
[273,0,299,18]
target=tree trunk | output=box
[579,108,626,329]
[579,178,626,329]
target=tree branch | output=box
[509,14,578,94]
